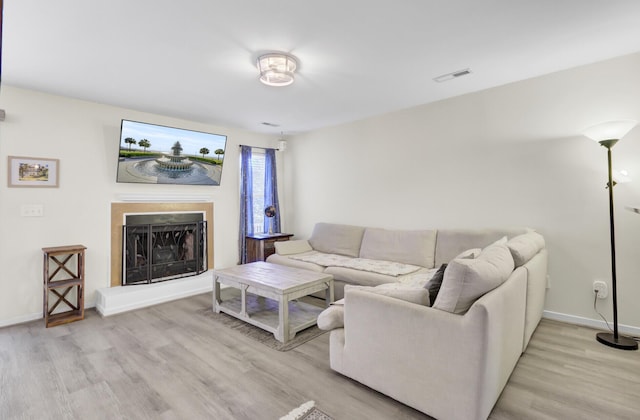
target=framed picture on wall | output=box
[7,156,60,188]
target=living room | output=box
[2,1,640,419]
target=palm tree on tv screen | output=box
[199,147,210,158]
[138,139,151,152]
[124,137,137,151]
[215,148,224,161]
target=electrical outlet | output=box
[593,280,608,299]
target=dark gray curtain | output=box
[238,146,254,264]
[263,148,281,234]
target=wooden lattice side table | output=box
[42,245,86,327]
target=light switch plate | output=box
[21,204,44,217]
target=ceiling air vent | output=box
[261,122,280,127]
[433,68,472,83]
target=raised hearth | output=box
[96,270,213,316]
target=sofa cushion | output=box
[433,238,515,314]
[274,239,312,255]
[308,223,366,258]
[265,254,325,272]
[289,251,421,276]
[506,231,545,267]
[317,299,345,330]
[325,266,432,288]
[359,228,437,268]
[345,284,430,306]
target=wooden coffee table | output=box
[213,262,334,344]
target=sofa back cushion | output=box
[433,238,515,314]
[308,223,366,257]
[274,239,313,255]
[359,228,437,268]
[434,228,529,266]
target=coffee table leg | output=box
[240,284,248,318]
[276,296,289,343]
[325,281,334,306]
[213,275,221,313]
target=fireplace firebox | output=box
[122,213,207,285]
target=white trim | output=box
[95,271,213,316]
[543,310,640,336]
[116,193,212,202]
[0,312,42,328]
[0,302,97,328]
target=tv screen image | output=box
[117,119,227,185]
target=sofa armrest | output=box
[334,267,527,420]
[522,249,548,350]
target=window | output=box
[249,150,266,233]
[239,146,281,263]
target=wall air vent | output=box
[261,122,280,127]
[433,68,472,83]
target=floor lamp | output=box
[583,120,638,351]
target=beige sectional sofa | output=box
[267,222,548,420]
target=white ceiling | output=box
[3,0,640,134]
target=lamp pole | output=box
[596,139,637,350]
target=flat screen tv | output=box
[117,119,227,185]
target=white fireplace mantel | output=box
[116,193,213,202]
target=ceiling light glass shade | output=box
[257,53,297,87]
[582,120,638,142]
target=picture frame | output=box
[8,156,60,188]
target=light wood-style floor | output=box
[1,293,639,420]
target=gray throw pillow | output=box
[424,263,447,305]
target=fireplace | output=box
[122,213,207,285]
[110,202,214,288]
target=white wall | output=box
[282,52,640,329]
[0,86,273,325]
[3,52,640,330]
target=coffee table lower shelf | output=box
[216,289,324,342]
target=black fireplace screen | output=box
[122,221,207,285]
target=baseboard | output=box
[543,310,640,337]
[0,312,42,328]
[0,300,98,328]
[95,271,213,317]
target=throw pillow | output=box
[506,231,545,267]
[454,248,481,260]
[422,249,477,305]
[346,284,430,306]
[317,304,344,330]
[424,263,447,305]
[433,238,514,314]
[274,239,313,255]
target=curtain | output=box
[238,146,254,264]
[264,148,281,234]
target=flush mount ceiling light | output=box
[257,53,298,87]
